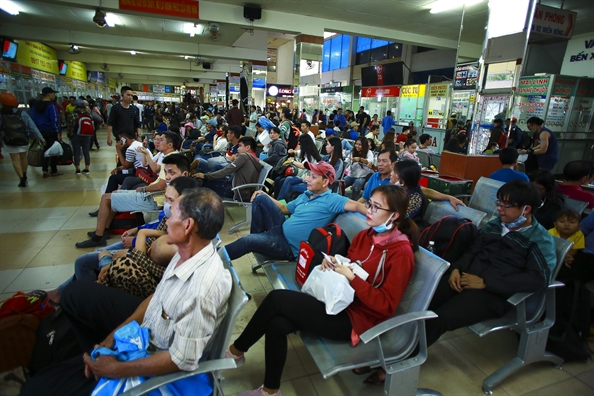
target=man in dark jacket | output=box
[193,136,263,201]
[226,99,244,128]
[29,87,62,178]
[489,118,505,148]
[426,180,557,346]
[263,127,287,167]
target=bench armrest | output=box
[507,281,565,306]
[231,183,264,192]
[359,311,437,344]
[121,358,237,396]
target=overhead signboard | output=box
[517,76,551,96]
[15,41,59,74]
[65,60,87,81]
[531,4,576,39]
[361,86,400,98]
[454,62,479,91]
[560,34,594,78]
[119,0,199,18]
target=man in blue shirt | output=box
[359,149,397,203]
[334,108,347,129]
[225,162,366,260]
[382,110,396,134]
[490,147,529,183]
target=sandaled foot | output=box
[351,366,372,375]
[363,369,386,385]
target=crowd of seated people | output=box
[20,103,594,396]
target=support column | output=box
[295,34,323,122]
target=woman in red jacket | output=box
[228,184,418,396]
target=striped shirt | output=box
[141,243,232,371]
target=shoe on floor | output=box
[87,230,110,238]
[89,209,99,217]
[50,171,64,177]
[75,169,81,174]
[82,169,90,174]
[18,177,27,187]
[236,386,281,396]
[75,238,107,248]
[43,172,51,178]
[225,349,245,367]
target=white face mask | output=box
[120,138,126,145]
[163,202,172,218]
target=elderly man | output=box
[21,188,231,396]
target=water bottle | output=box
[427,241,435,253]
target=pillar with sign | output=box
[295,34,323,123]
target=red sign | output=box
[361,86,400,98]
[119,0,199,19]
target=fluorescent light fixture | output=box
[130,50,136,55]
[429,0,483,14]
[183,23,204,37]
[184,55,190,60]
[487,0,530,38]
[0,0,20,15]
[104,13,118,27]
[323,32,336,39]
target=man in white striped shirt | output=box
[21,189,232,396]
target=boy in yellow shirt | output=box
[548,209,585,269]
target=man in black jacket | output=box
[426,180,557,346]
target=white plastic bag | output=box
[302,265,354,315]
[44,141,63,157]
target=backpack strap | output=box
[441,220,472,259]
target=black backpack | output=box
[1,111,29,146]
[296,223,351,287]
[419,215,478,264]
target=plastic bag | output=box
[301,265,354,315]
[43,141,63,157]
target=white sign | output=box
[561,34,594,78]
[531,4,577,39]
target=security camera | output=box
[94,8,107,28]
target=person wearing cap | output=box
[68,99,93,175]
[506,117,523,149]
[225,161,366,261]
[0,92,45,186]
[348,121,360,140]
[29,87,62,178]
[107,86,140,147]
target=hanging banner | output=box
[531,4,576,39]
[560,34,594,78]
[119,0,199,19]
[15,41,59,74]
[517,76,551,96]
[64,61,87,81]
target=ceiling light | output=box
[104,13,118,27]
[130,50,136,55]
[0,0,20,15]
[68,44,81,54]
[184,55,190,60]
[429,0,483,14]
[323,32,336,39]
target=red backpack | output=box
[76,113,95,136]
[0,290,55,321]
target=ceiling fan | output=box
[100,63,110,71]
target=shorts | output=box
[111,190,160,212]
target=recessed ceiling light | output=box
[68,44,81,54]
[130,51,136,55]
[104,13,118,27]
[0,0,19,15]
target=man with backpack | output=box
[29,87,62,178]
[68,100,94,175]
[224,162,366,261]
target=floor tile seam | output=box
[0,268,24,294]
[442,337,492,377]
[573,370,594,389]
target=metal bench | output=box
[417,151,431,168]
[122,247,249,396]
[261,248,449,396]
[467,177,505,225]
[423,201,487,227]
[468,237,573,395]
[223,160,273,234]
[562,196,588,217]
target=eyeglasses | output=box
[494,200,518,210]
[365,200,391,214]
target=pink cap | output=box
[304,161,335,185]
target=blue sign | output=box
[253,78,265,89]
[164,85,171,94]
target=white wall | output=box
[276,41,295,85]
[321,68,351,85]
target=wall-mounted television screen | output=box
[2,39,18,61]
[58,60,68,75]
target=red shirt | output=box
[557,184,594,209]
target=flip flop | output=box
[363,370,385,385]
[351,366,372,375]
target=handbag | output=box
[56,141,73,166]
[43,141,63,157]
[301,265,355,315]
[135,167,158,184]
[27,140,44,167]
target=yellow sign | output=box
[429,83,449,97]
[401,84,426,98]
[428,109,444,117]
[107,78,117,89]
[16,41,59,74]
[65,61,87,81]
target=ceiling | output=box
[0,0,592,86]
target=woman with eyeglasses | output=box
[227,184,418,396]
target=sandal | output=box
[363,370,385,385]
[351,366,372,375]
[50,171,64,177]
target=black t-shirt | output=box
[444,138,462,153]
[356,112,369,128]
[107,103,140,137]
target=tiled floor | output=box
[0,130,592,396]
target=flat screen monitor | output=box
[2,39,18,62]
[361,62,404,87]
[58,60,68,75]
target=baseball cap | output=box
[304,161,335,185]
[41,87,58,95]
[511,117,518,122]
[350,121,358,127]
[184,122,194,129]
[207,119,218,127]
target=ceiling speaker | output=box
[203,62,211,70]
[243,5,262,21]
[193,78,200,82]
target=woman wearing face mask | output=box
[46,177,199,304]
[227,185,418,396]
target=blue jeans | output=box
[277,176,306,201]
[344,175,366,200]
[57,242,125,294]
[224,194,294,261]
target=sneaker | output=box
[82,169,90,174]
[18,177,27,187]
[75,169,81,174]
[75,238,107,248]
[236,386,281,396]
[225,349,245,367]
